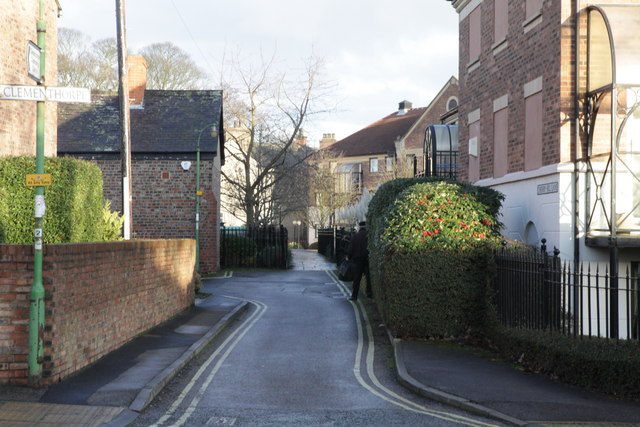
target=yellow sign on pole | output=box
[26,174,52,187]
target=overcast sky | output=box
[58,0,459,147]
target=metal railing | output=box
[220,226,289,269]
[494,241,639,341]
[317,227,354,264]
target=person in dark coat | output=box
[346,221,371,301]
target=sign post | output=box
[0,3,91,384]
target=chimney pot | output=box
[128,55,147,108]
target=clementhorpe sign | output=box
[0,84,90,103]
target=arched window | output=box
[585,5,640,246]
[447,97,458,111]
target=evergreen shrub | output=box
[0,156,123,243]
[368,178,504,338]
[490,327,640,398]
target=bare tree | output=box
[58,29,208,90]
[57,28,92,87]
[220,51,333,227]
[139,42,207,89]
[305,148,358,230]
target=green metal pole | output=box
[29,0,46,384]
[195,142,201,273]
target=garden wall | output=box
[0,239,196,386]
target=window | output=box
[468,108,481,182]
[369,157,379,173]
[494,0,508,47]
[525,0,543,21]
[406,155,415,172]
[493,95,509,178]
[385,156,394,172]
[447,97,459,111]
[524,0,543,32]
[468,6,481,67]
[524,78,543,171]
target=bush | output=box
[308,242,318,250]
[220,234,257,266]
[368,178,504,339]
[378,245,496,338]
[0,156,123,243]
[381,181,502,252]
[489,327,640,398]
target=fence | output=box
[494,241,639,341]
[220,226,289,269]
[317,227,354,264]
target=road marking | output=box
[151,297,267,427]
[328,270,498,427]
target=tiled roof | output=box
[58,90,224,156]
[326,107,427,157]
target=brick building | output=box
[324,77,459,194]
[58,56,225,274]
[0,0,60,157]
[446,0,640,268]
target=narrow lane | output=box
[134,269,502,426]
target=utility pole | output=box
[116,0,132,239]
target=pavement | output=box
[0,248,638,426]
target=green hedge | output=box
[489,327,640,398]
[368,178,504,339]
[377,246,496,338]
[0,156,123,243]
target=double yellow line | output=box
[328,270,498,427]
[151,297,268,427]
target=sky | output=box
[58,0,459,147]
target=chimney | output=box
[397,100,412,115]
[296,135,308,147]
[128,55,147,108]
[319,133,337,150]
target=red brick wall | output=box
[0,1,58,158]
[0,240,195,386]
[456,0,562,181]
[84,157,219,274]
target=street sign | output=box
[27,42,41,83]
[26,174,52,187]
[0,85,90,103]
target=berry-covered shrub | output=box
[369,179,504,338]
[381,181,502,252]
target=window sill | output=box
[523,10,542,33]
[467,57,480,73]
[492,37,508,55]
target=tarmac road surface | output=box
[131,269,503,427]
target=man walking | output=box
[347,221,371,301]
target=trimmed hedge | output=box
[0,156,123,243]
[378,246,496,338]
[368,178,504,339]
[489,327,640,398]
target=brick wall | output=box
[456,0,562,181]
[84,157,219,274]
[0,1,58,157]
[0,240,195,386]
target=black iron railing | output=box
[494,241,639,341]
[220,226,288,269]
[317,227,354,264]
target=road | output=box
[131,269,503,427]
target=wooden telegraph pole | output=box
[116,0,133,239]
